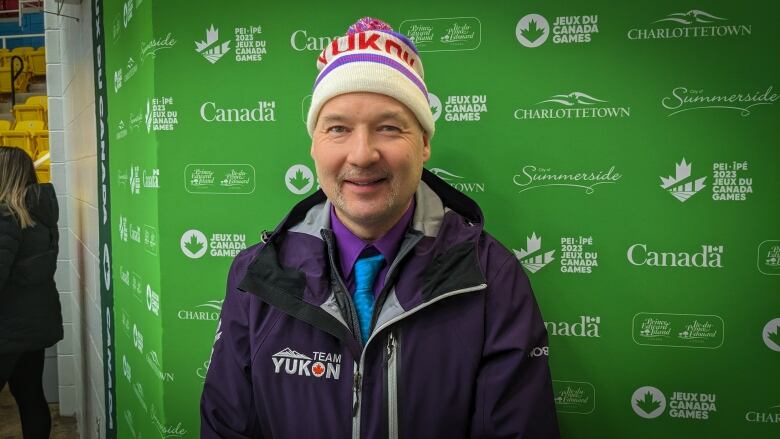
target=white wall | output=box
[45,0,104,437]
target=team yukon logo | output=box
[513,233,555,273]
[272,348,341,380]
[196,25,231,64]
[660,158,706,202]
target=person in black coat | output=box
[0,146,62,438]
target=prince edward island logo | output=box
[660,158,706,202]
[272,348,341,380]
[196,25,231,64]
[513,233,555,273]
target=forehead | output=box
[317,92,415,122]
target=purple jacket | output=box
[201,170,560,438]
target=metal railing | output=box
[0,33,45,49]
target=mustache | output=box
[338,167,391,181]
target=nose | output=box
[346,128,380,168]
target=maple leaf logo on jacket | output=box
[271,348,342,380]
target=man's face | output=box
[311,92,430,239]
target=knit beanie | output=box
[306,17,435,138]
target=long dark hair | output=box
[0,146,38,228]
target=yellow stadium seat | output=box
[0,120,45,157]
[0,120,11,131]
[32,130,49,154]
[0,64,30,92]
[30,47,45,76]
[0,48,9,68]
[13,97,47,125]
[34,148,50,183]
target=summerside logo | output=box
[196,25,231,64]
[514,91,630,120]
[661,86,778,117]
[140,33,177,62]
[660,158,706,202]
[429,168,485,193]
[513,165,621,194]
[628,9,752,40]
[271,348,341,380]
[513,233,555,273]
[627,244,723,268]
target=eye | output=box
[326,125,348,134]
[379,125,401,132]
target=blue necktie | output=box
[353,253,384,344]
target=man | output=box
[201,17,559,438]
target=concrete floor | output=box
[0,386,77,438]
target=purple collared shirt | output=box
[330,199,415,298]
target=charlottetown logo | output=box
[272,348,342,380]
[514,165,621,194]
[745,403,780,424]
[545,315,601,337]
[628,9,752,40]
[632,386,718,420]
[514,91,630,120]
[399,17,482,52]
[633,313,724,349]
[196,25,231,64]
[757,240,780,275]
[177,299,223,321]
[662,86,777,117]
[763,318,780,352]
[627,244,723,268]
[660,159,706,202]
[513,233,555,273]
[429,168,485,193]
[290,30,340,51]
[285,164,315,195]
[146,350,175,382]
[516,13,599,48]
[200,100,276,122]
[553,381,595,414]
[141,33,177,62]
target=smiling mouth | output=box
[344,178,386,186]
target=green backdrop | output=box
[97,0,780,437]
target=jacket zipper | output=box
[351,283,487,439]
[386,331,398,439]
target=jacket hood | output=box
[25,183,59,228]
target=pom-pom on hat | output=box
[306,17,435,139]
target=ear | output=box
[421,133,431,163]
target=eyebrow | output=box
[319,111,411,125]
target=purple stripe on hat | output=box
[313,53,428,98]
[378,30,420,55]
